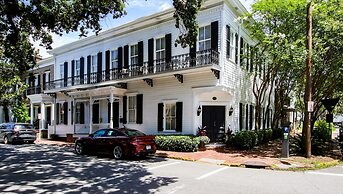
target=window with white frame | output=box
[111,50,118,69]
[75,102,81,124]
[165,103,176,131]
[128,96,136,123]
[34,74,39,86]
[230,32,235,60]
[59,103,65,124]
[91,55,97,73]
[156,37,166,64]
[130,44,138,67]
[59,64,64,79]
[75,59,80,76]
[198,25,211,51]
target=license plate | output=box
[146,145,151,150]
[20,134,34,138]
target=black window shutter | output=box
[80,102,85,124]
[80,57,84,84]
[245,104,249,130]
[235,33,239,64]
[63,102,68,125]
[239,103,243,130]
[136,94,143,124]
[157,103,164,132]
[124,45,129,69]
[71,101,74,124]
[250,104,253,130]
[71,60,75,86]
[97,52,102,82]
[118,47,123,70]
[246,45,250,71]
[87,55,91,84]
[176,102,183,132]
[165,34,172,64]
[211,21,218,52]
[42,73,46,90]
[148,38,154,71]
[64,62,68,87]
[226,25,230,58]
[105,50,110,80]
[123,96,127,124]
[240,37,244,66]
[250,47,254,72]
[189,44,196,67]
[138,41,144,67]
[56,103,60,124]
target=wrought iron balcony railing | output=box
[45,49,219,90]
[26,86,42,95]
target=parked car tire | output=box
[75,142,84,155]
[3,136,10,144]
[113,145,123,159]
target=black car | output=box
[0,123,37,144]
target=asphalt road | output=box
[0,143,342,194]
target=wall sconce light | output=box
[197,106,202,116]
[229,106,234,116]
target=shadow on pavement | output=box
[0,144,177,193]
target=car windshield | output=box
[14,124,33,130]
[122,129,145,137]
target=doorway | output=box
[202,106,225,142]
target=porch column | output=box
[89,96,93,134]
[73,98,76,134]
[109,93,114,128]
[50,101,56,139]
[40,102,46,129]
[30,103,34,125]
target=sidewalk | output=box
[35,139,74,147]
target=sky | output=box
[34,0,253,58]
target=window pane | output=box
[161,38,165,49]
[129,110,135,123]
[205,25,211,39]
[199,42,204,51]
[205,40,211,50]
[199,27,204,40]
[156,39,161,50]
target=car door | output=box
[104,129,122,153]
[92,129,107,153]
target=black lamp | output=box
[197,106,202,116]
[229,106,234,116]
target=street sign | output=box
[321,98,340,113]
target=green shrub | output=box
[232,130,257,150]
[155,135,200,152]
[313,120,333,141]
[264,129,273,143]
[196,136,210,145]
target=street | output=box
[0,143,342,194]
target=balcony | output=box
[46,49,219,90]
[26,86,42,95]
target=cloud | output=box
[159,2,172,11]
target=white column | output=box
[73,98,76,134]
[30,103,34,125]
[41,102,45,129]
[89,96,93,134]
[50,102,56,139]
[110,93,114,128]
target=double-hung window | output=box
[111,50,118,69]
[91,55,97,73]
[130,44,138,67]
[60,103,65,124]
[198,25,211,51]
[75,60,80,76]
[59,64,64,79]
[230,32,235,61]
[75,102,81,124]
[156,37,166,66]
[165,103,176,131]
[128,96,136,123]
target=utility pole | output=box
[303,1,313,158]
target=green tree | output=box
[12,101,30,123]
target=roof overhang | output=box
[27,94,54,104]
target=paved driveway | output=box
[0,143,342,194]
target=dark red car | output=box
[74,128,156,159]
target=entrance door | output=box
[93,103,99,124]
[202,106,225,142]
[108,102,119,128]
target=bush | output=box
[232,130,257,150]
[313,120,333,141]
[155,135,200,152]
[272,128,283,140]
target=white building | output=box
[26,0,273,142]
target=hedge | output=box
[155,135,201,152]
[231,128,282,150]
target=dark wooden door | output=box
[108,102,119,128]
[93,103,99,124]
[202,106,225,142]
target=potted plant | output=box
[198,136,210,151]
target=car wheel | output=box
[3,136,9,144]
[113,145,123,159]
[75,142,84,155]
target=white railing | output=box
[75,124,90,134]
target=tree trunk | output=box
[3,106,10,122]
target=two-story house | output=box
[26,0,273,142]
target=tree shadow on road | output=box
[0,144,177,193]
